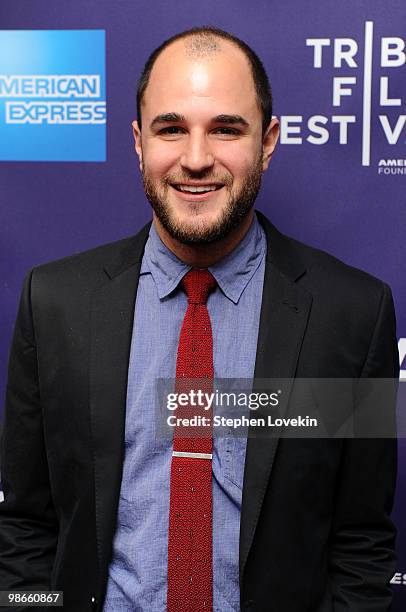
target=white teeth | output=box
[177,184,219,193]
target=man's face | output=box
[133,39,279,245]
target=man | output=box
[0,27,399,612]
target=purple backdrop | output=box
[1,0,405,606]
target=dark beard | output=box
[142,157,263,245]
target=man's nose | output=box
[180,131,215,173]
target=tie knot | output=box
[181,268,217,304]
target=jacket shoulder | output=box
[30,222,151,289]
[33,234,138,275]
[283,235,396,356]
[287,234,388,296]
[256,210,388,299]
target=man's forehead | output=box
[151,36,252,81]
[143,37,256,112]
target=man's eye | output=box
[214,127,240,135]
[159,126,183,135]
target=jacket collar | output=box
[102,209,306,284]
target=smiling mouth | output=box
[171,183,224,194]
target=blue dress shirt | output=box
[103,212,266,611]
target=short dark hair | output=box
[136,26,273,135]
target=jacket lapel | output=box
[239,212,313,581]
[89,223,150,583]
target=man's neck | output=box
[152,210,255,268]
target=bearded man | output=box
[0,27,398,612]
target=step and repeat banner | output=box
[0,0,405,607]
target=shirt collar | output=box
[141,211,266,304]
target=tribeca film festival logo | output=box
[280,21,405,173]
[0,30,106,161]
[391,572,406,587]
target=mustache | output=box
[162,171,233,188]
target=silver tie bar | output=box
[172,451,213,460]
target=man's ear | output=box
[132,119,143,171]
[261,117,280,171]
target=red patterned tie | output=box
[167,268,217,612]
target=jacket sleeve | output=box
[0,269,58,592]
[329,282,398,611]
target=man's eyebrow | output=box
[150,113,186,128]
[212,114,249,127]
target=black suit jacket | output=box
[0,211,399,611]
